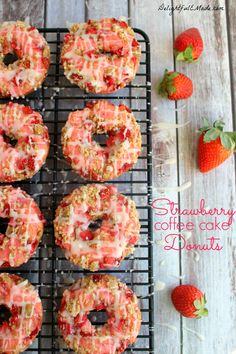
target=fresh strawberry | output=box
[198,118,236,173]
[158,69,193,100]
[174,27,203,63]
[171,284,208,318]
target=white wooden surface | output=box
[1,0,236,353]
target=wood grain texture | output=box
[173,0,236,353]
[46,0,85,26]
[129,1,181,353]
[227,0,236,126]
[0,0,45,26]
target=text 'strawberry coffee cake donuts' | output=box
[58,274,141,354]
[61,18,141,93]
[54,184,140,271]
[0,186,45,268]
[61,100,142,181]
[0,21,50,98]
[0,102,50,182]
[0,273,43,352]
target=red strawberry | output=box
[198,118,236,173]
[27,156,35,171]
[158,69,193,100]
[174,27,203,63]
[80,230,93,241]
[171,284,208,318]
[23,106,33,115]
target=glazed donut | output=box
[58,274,141,354]
[0,273,43,353]
[0,102,50,182]
[0,21,50,98]
[54,184,140,271]
[61,100,142,181]
[0,186,45,268]
[61,18,141,93]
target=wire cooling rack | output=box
[0,28,154,353]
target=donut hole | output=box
[3,52,19,66]
[88,309,108,326]
[3,134,18,147]
[0,305,12,326]
[93,133,109,147]
[0,217,10,236]
[89,218,103,231]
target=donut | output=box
[58,274,141,354]
[0,21,50,98]
[0,186,45,268]
[54,184,140,271]
[61,18,141,93]
[0,102,50,182]
[0,273,43,353]
[61,100,142,181]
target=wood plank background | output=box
[1,0,236,353]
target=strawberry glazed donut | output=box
[0,21,50,98]
[61,100,142,181]
[0,186,45,268]
[54,184,140,271]
[58,274,141,354]
[0,102,50,182]
[0,273,43,352]
[61,18,141,93]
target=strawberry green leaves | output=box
[158,69,178,97]
[176,44,194,63]
[199,119,236,152]
[193,294,208,319]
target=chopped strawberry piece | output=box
[117,128,131,142]
[42,57,49,67]
[16,158,27,171]
[86,50,96,58]
[99,187,112,199]
[80,230,93,241]
[71,73,83,81]
[86,27,97,34]
[93,274,103,282]
[115,48,123,56]
[0,234,5,244]
[131,56,137,65]
[86,101,96,109]
[23,106,33,114]
[11,40,17,51]
[86,82,94,91]
[104,76,115,87]
[27,156,35,170]
[106,134,116,147]
[28,26,36,31]
[103,256,117,266]
[96,304,105,311]
[23,59,31,68]
[58,320,73,335]
[132,38,139,47]
[126,289,134,300]
[31,116,41,124]
[64,33,73,44]
[119,104,131,113]
[119,21,128,28]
